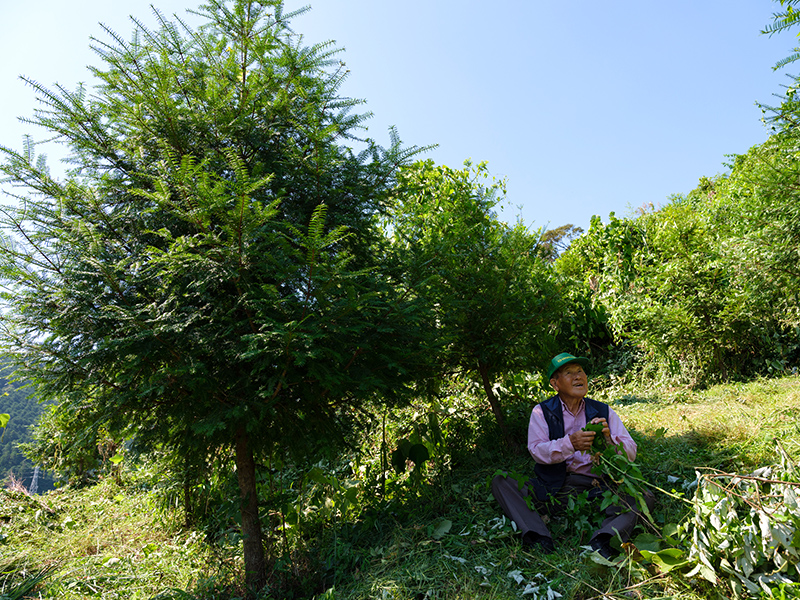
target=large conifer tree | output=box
[0,0,427,590]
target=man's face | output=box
[551,363,588,399]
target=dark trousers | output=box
[491,471,654,544]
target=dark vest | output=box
[530,395,609,501]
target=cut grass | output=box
[0,477,246,599]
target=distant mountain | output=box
[0,364,51,490]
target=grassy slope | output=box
[2,376,799,599]
[0,476,241,599]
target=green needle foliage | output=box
[0,0,431,592]
[763,0,800,69]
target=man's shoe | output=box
[523,532,556,554]
[590,535,618,560]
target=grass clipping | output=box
[683,442,800,598]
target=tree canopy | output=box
[385,160,562,441]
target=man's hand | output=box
[590,417,613,446]
[569,429,598,452]
[570,417,613,453]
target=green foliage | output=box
[553,277,617,372]
[594,443,653,523]
[2,376,800,599]
[0,367,50,485]
[536,223,584,262]
[0,474,232,600]
[554,214,639,380]
[386,159,563,440]
[389,439,429,475]
[561,489,600,539]
[583,421,606,453]
[18,403,114,487]
[7,0,800,597]
[636,2,800,380]
[0,563,58,600]
[578,420,654,524]
[556,190,800,386]
[762,0,800,69]
[711,140,800,336]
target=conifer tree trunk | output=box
[235,427,267,593]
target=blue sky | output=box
[0,0,793,231]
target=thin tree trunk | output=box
[235,427,268,593]
[478,362,514,448]
[184,474,193,528]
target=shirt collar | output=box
[558,395,585,417]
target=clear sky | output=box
[0,0,792,232]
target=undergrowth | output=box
[2,375,800,599]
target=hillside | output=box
[2,375,799,599]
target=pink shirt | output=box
[527,396,637,477]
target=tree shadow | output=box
[608,393,664,406]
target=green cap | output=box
[546,352,590,380]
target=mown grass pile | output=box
[2,375,800,599]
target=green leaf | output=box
[344,486,359,504]
[640,548,690,573]
[583,422,603,434]
[0,414,9,428]
[390,448,407,474]
[109,453,124,465]
[685,560,717,583]
[583,422,606,452]
[431,519,452,540]
[397,438,412,457]
[600,490,619,511]
[307,467,328,486]
[408,443,430,466]
[661,522,682,545]
[633,532,662,553]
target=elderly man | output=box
[491,352,653,558]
